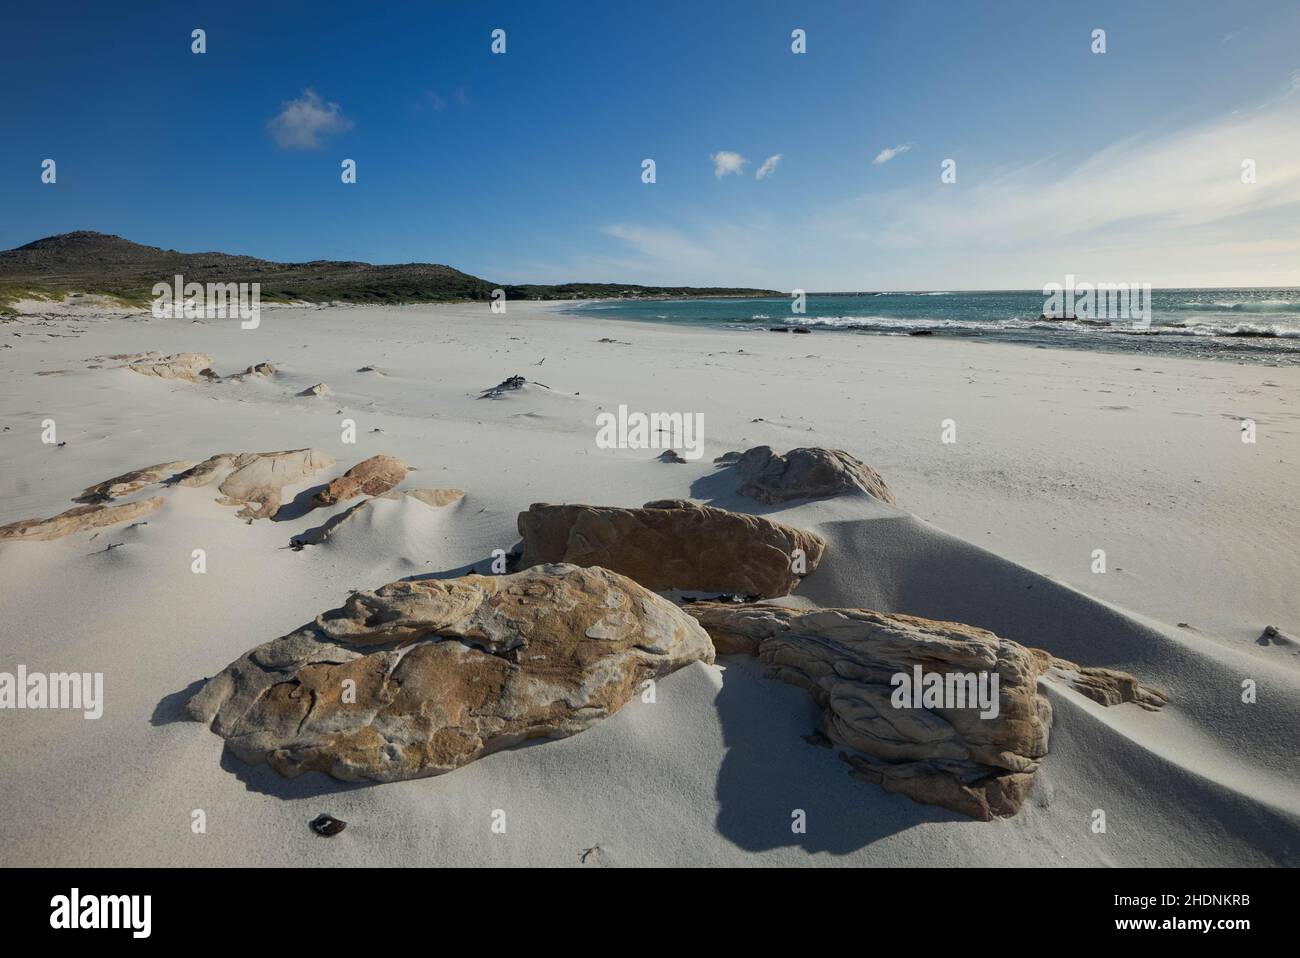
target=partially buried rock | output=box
[73,460,195,503]
[684,602,1166,820]
[176,449,335,520]
[124,352,214,383]
[516,499,824,598]
[390,488,464,508]
[183,564,714,782]
[0,497,164,542]
[309,814,346,837]
[718,445,896,506]
[291,488,464,548]
[479,375,548,399]
[298,383,329,397]
[312,455,407,507]
[244,362,274,376]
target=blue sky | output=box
[3,0,1299,289]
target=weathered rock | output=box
[717,445,896,505]
[244,362,274,376]
[176,449,335,520]
[517,499,825,598]
[479,374,528,398]
[310,814,346,836]
[1035,655,1169,711]
[386,488,464,509]
[291,488,464,548]
[184,564,714,782]
[479,375,552,398]
[0,496,164,541]
[73,460,195,503]
[124,352,214,382]
[312,455,407,507]
[98,352,160,363]
[684,603,1165,820]
[1258,624,1296,647]
[298,383,329,397]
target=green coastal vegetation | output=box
[0,232,779,315]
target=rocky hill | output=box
[0,231,779,309]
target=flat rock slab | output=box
[124,352,214,382]
[73,460,195,503]
[0,496,164,541]
[176,448,335,520]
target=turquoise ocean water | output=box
[566,289,1300,365]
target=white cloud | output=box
[603,224,720,269]
[710,151,748,178]
[872,143,913,165]
[755,154,783,180]
[266,89,353,150]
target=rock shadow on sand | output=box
[272,482,332,522]
[711,655,960,855]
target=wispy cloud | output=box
[582,220,779,287]
[755,154,783,180]
[417,88,469,114]
[266,89,352,150]
[710,151,748,178]
[603,224,720,268]
[532,73,1300,290]
[872,143,913,165]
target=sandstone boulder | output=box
[717,446,896,505]
[312,455,407,507]
[244,362,274,376]
[297,383,329,397]
[125,352,214,382]
[184,564,714,782]
[517,499,825,598]
[685,602,1165,820]
[73,460,196,503]
[0,496,164,541]
[176,449,334,520]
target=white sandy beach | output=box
[0,299,1297,867]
